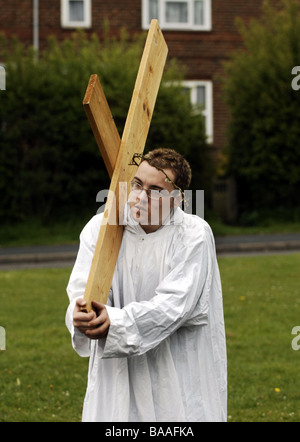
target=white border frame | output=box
[61,0,92,29]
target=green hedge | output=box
[0,29,210,224]
[223,0,300,219]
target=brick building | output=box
[0,0,265,151]
[0,0,265,219]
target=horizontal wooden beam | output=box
[83,74,120,179]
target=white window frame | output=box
[183,80,213,143]
[142,0,212,31]
[61,0,92,29]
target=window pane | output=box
[149,0,159,20]
[196,86,206,107]
[69,0,84,22]
[194,0,204,25]
[166,2,188,23]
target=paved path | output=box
[0,244,79,270]
[215,233,300,256]
[0,233,299,269]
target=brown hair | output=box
[142,148,192,192]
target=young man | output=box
[65,148,227,422]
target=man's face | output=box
[128,161,178,234]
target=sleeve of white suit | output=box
[65,215,102,357]
[99,223,214,359]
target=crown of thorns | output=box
[129,153,183,196]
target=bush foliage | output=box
[223,0,300,219]
[0,29,209,223]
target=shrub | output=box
[0,29,209,223]
[223,0,300,218]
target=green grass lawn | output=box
[221,253,300,422]
[0,253,300,422]
[0,268,89,422]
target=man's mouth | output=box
[135,205,147,212]
[132,204,148,219]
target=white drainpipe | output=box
[33,0,39,54]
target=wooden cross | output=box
[82,20,168,312]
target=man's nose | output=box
[137,189,149,202]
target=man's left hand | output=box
[85,301,110,340]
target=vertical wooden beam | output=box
[83,20,168,311]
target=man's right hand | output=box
[73,298,97,335]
